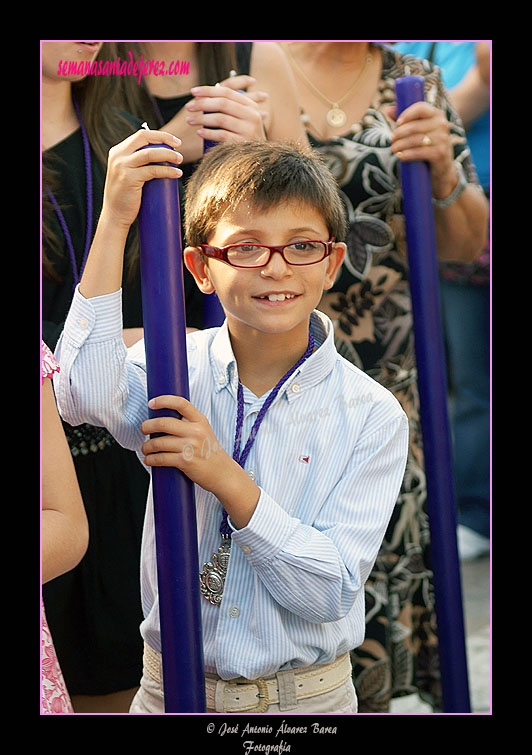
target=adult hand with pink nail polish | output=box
[186,74,268,144]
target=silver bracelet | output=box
[432,162,468,208]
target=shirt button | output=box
[291,383,300,393]
[79,317,89,329]
[229,606,240,618]
[217,375,225,385]
[241,545,251,555]
[248,470,255,480]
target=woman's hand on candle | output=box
[141,394,260,528]
[390,101,457,196]
[101,129,183,231]
[185,74,268,144]
[388,100,488,262]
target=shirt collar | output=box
[209,310,337,400]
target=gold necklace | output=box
[285,46,372,128]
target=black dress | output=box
[42,118,149,695]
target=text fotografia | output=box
[56,51,190,85]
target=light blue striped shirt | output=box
[54,285,408,680]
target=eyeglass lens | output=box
[227,241,327,267]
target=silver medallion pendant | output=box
[326,107,347,128]
[199,537,231,605]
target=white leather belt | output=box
[143,643,352,713]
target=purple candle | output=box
[395,76,471,713]
[138,144,206,712]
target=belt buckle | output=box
[234,677,270,713]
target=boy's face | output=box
[184,200,345,336]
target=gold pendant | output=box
[327,107,347,128]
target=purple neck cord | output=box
[46,95,93,291]
[220,329,315,537]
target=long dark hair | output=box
[42,42,139,282]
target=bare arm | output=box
[448,43,490,129]
[432,178,488,262]
[42,379,88,583]
[248,42,308,145]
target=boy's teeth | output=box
[262,293,295,301]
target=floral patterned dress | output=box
[307,46,480,712]
[41,341,73,714]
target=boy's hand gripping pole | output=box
[138,143,206,712]
[395,76,471,713]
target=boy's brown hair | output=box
[184,140,347,247]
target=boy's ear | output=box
[323,242,346,291]
[183,246,216,294]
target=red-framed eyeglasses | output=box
[199,239,335,268]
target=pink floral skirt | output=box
[41,601,73,713]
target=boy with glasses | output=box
[54,133,408,713]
